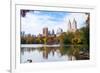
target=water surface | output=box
[20,45,89,63]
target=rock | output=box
[27,59,32,63]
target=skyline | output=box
[21,10,89,35]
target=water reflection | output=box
[21,45,89,63]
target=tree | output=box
[79,27,89,45]
[63,32,74,45]
[72,30,81,44]
[43,37,47,44]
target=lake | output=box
[20,44,89,63]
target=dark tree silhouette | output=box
[21,10,30,17]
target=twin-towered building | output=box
[43,27,48,37]
[68,18,77,32]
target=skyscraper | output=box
[68,20,71,31]
[72,18,77,32]
[52,29,55,35]
[43,27,48,37]
[21,31,25,37]
[67,18,77,32]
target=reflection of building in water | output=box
[42,47,59,59]
[56,49,61,56]
[43,27,48,37]
[68,18,77,32]
[52,49,55,56]
[43,48,49,59]
[68,55,76,60]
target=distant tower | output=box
[48,30,51,35]
[72,18,77,32]
[52,29,55,35]
[67,18,77,32]
[43,27,48,37]
[68,20,72,31]
[21,31,25,37]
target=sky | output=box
[21,10,88,35]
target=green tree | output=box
[43,37,47,44]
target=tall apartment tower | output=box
[43,27,48,37]
[68,18,77,32]
[72,18,77,32]
[68,20,72,32]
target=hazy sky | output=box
[21,10,88,35]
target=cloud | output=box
[21,11,88,35]
[64,13,88,29]
[21,11,66,35]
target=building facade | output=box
[68,18,77,32]
[43,27,48,37]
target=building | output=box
[43,27,48,37]
[52,29,55,35]
[56,28,63,36]
[21,31,25,37]
[68,18,77,32]
[68,20,72,31]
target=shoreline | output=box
[21,44,88,48]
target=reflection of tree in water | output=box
[58,45,89,60]
[21,47,37,54]
[74,45,88,60]
[67,45,80,60]
[21,45,89,61]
